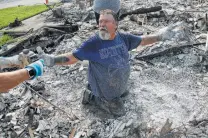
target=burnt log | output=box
[4,32,27,37]
[119,6,162,20]
[2,30,32,38]
[189,118,208,126]
[0,34,38,56]
[29,39,54,50]
[136,42,206,60]
[42,27,67,36]
[147,11,167,19]
[43,24,79,33]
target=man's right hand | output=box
[36,46,79,66]
[36,47,55,67]
[39,54,55,67]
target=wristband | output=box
[25,67,36,80]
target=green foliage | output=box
[0,35,13,47]
[0,5,48,29]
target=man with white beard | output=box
[93,0,120,24]
[40,9,178,116]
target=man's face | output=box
[98,14,117,40]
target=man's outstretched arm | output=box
[41,53,79,67]
[140,35,160,46]
[139,23,180,46]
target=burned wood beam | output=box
[0,34,38,56]
[119,6,162,20]
[136,42,206,60]
[28,40,55,52]
[189,118,208,126]
[3,31,28,38]
[43,25,79,33]
[1,29,34,38]
[2,30,28,34]
[42,27,67,36]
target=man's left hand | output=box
[157,22,186,41]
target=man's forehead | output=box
[99,14,114,20]
[99,9,118,22]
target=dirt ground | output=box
[1,0,208,138]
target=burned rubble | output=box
[1,0,208,137]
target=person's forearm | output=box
[54,55,70,65]
[54,53,78,65]
[140,35,160,46]
[0,69,29,92]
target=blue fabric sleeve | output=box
[72,36,98,61]
[121,33,142,51]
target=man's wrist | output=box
[54,56,70,65]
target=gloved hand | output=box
[36,46,55,67]
[19,49,38,63]
[39,54,55,67]
[0,49,38,69]
[25,59,44,79]
[157,24,176,41]
[157,22,186,41]
[0,55,24,69]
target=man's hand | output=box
[157,22,186,41]
[157,24,176,41]
[0,55,27,69]
[36,46,78,66]
[19,49,38,63]
[36,46,55,67]
[25,59,44,79]
[39,54,55,67]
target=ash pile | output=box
[1,0,208,138]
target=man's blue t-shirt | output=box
[73,32,142,100]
